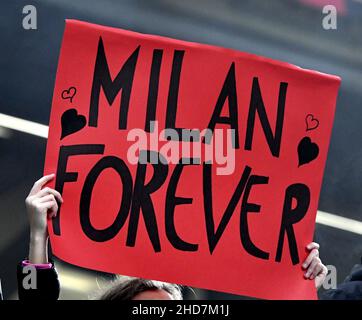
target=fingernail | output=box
[302,263,307,268]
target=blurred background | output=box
[0,0,361,299]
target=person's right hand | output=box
[25,174,63,239]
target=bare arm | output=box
[25,174,63,264]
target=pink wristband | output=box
[22,260,53,270]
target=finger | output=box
[37,200,57,210]
[306,242,320,251]
[319,265,328,278]
[305,257,321,278]
[37,194,56,203]
[302,248,319,269]
[38,201,58,218]
[36,187,63,203]
[48,201,59,219]
[29,174,55,196]
[314,265,328,289]
[310,262,324,280]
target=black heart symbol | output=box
[61,87,77,103]
[61,108,86,139]
[305,114,319,131]
[298,136,319,167]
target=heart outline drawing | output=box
[305,114,319,132]
[61,108,86,139]
[61,87,77,103]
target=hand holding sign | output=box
[44,20,340,300]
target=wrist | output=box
[30,231,48,244]
[29,232,49,264]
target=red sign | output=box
[44,20,340,299]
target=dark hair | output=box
[99,277,183,301]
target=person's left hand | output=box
[302,242,328,289]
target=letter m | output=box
[89,37,140,129]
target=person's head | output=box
[98,277,183,300]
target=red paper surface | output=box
[44,20,340,300]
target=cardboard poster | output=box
[44,20,340,299]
